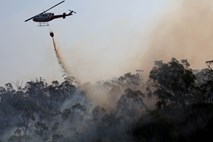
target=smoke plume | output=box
[142,0,213,72]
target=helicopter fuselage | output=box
[33,13,54,22]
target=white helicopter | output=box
[25,0,76,26]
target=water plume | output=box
[51,34,79,85]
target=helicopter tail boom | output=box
[52,10,76,20]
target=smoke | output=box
[142,0,213,72]
[51,36,79,85]
[61,0,213,83]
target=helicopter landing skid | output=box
[38,22,49,27]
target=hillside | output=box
[0,58,213,142]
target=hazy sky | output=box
[0,0,181,85]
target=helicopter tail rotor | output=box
[69,10,76,14]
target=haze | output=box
[0,0,199,85]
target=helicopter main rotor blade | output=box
[43,0,65,13]
[25,16,36,22]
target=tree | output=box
[92,106,106,121]
[195,61,213,103]
[116,88,147,118]
[149,58,196,109]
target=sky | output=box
[0,0,182,85]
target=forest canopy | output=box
[0,58,213,142]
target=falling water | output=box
[50,32,79,86]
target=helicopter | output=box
[25,0,76,26]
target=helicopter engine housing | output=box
[63,13,66,19]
